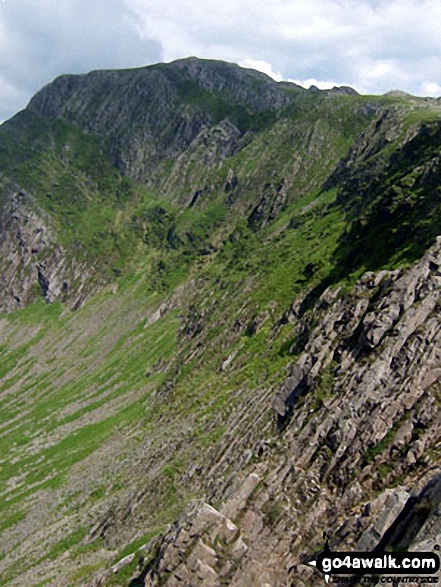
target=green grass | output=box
[111,527,164,565]
[46,528,88,561]
[0,74,440,585]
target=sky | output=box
[0,0,440,122]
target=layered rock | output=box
[116,239,441,586]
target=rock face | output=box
[26,58,301,188]
[0,180,94,312]
[120,239,441,586]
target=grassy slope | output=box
[0,88,440,584]
[0,197,343,584]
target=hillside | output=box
[0,58,441,586]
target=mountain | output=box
[0,58,441,586]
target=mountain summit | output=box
[0,58,441,586]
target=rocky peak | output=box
[170,57,303,109]
[23,58,302,186]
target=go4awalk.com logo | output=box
[308,539,440,584]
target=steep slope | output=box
[26,58,302,185]
[0,58,377,311]
[0,110,145,311]
[134,239,441,587]
[0,58,441,586]
[0,177,106,313]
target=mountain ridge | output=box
[0,57,440,586]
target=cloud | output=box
[126,0,441,97]
[1,0,441,121]
[238,59,340,91]
[0,0,161,121]
[422,82,441,98]
[239,59,283,82]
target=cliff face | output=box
[0,58,441,587]
[0,181,95,313]
[25,58,301,187]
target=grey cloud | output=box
[0,0,162,121]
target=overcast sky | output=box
[0,0,440,122]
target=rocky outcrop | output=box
[0,180,95,312]
[123,239,441,586]
[247,179,288,230]
[324,108,407,196]
[375,473,441,552]
[142,501,244,587]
